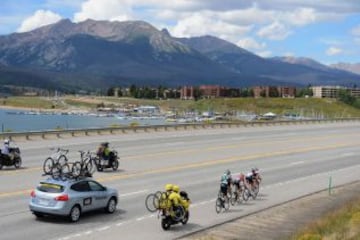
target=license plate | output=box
[38,198,49,206]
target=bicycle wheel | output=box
[51,164,61,180]
[252,185,259,199]
[85,158,95,174]
[215,197,223,214]
[242,188,250,201]
[230,192,238,206]
[223,197,230,211]
[43,157,54,174]
[145,193,157,212]
[60,163,71,180]
[57,155,68,166]
[153,191,164,209]
[72,162,82,178]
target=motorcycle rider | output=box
[169,185,184,220]
[1,139,14,161]
[97,142,111,160]
[158,184,173,209]
[176,186,190,212]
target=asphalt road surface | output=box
[1,122,359,240]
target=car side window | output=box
[88,181,105,191]
[71,181,91,192]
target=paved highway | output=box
[1,122,359,240]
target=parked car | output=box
[29,177,118,222]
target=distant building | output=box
[180,86,194,100]
[253,86,296,98]
[349,88,360,98]
[199,85,227,98]
[312,86,343,98]
[277,86,296,98]
[312,86,360,98]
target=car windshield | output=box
[37,182,64,193]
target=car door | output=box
[88,180,108,209]
[70,181,95,212]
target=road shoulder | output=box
[180,181,360,240]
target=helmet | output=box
[165,184,173,191]
[4,139,9,145]
[225,169,231,175]
[102,142,109,147]
[172,185,180,193]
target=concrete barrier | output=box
[1,118,360,141]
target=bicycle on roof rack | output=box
[43,148,69,175]
[42,148,95,181]
[71,150,96,178]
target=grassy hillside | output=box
[0,96,65,109]
[1,96,360,118]
[65,96,360,118]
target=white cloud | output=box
[237,37,266,50]
[171,12,252,41]
[73,0,132,22]
[256,50,272,58]
[326,46,343,56]
[282,8,317,26]
[17,10,62,33]
[257,21,292,40]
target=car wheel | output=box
[69,205,81,222]
[33,212,44,218]
[105,197,117,213]
[0,161,3,170]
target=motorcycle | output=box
[95,150,119,171]
[0,145,22,169]
[160,191,190,230]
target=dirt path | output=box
[180,181,360,240]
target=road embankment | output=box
[179,181,360,240]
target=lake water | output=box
[0,109,168,132]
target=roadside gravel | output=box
[180,181,360,240]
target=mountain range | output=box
[0,19,359,92]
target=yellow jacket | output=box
[168,192,181,206]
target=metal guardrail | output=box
[1,118,359,141]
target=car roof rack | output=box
[42,172,93,181]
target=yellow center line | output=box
[0,141,357,199]
[0,132,357,177]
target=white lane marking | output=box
[163,142,186,146]
[136,216,145,221]
[341,152,355,157]
[120,189,148,197]
[96,226,110,231]
[290,161,304,166]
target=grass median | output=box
[291,196,360,240]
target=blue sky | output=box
[0,0,359,64]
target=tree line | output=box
[107,85,315,99]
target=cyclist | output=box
[245,168,259,194]
[232,172,245,193]
[220,169,232,199]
